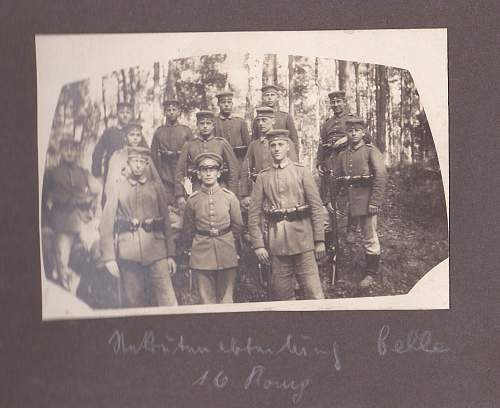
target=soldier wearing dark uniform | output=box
[333,118,387,287]
[91,101,133,194]
[248,129,326,301]
[251,85,299,147]
[99,147,178,307]
[175,110,240,209]
[214,92,250,163]
[240,106,298,208]
[42,139,101,290]
[181,152,243,304]
[151,99,193,200]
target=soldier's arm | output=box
[241,119,251,145]
[155,183,176,257]
[251,118,258,140]
[185,126,194,142]
[247,174,266,249]
[302,168,326,243]
[229,193,244,241]
[174,144,189,197]
[239,144,253,198]
[179,199,195,253]
[368,147,387,208]
[99,185,119,262]
[85,169,102,196]
[91,129,109,177]
[316,124,326,167]
[286,114,300,147]
[222,139,240,196]
[150,130,161,171]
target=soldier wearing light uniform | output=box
[248,129,326,301]
[214,92,251,162]
[100,146,178,307]
[181,152,243,304]
[175,110,240,209]
[333,118,387,287]
[151,99,193,200]
[251,85,299,147]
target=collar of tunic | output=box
[195,134,215,142]
[200,184,221,195]
[127,175,148,185]
[349,141,366,152]
[272,158,291,169]
[219,114,233,120]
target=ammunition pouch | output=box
[264,204,311,223]
[115,217,164,234]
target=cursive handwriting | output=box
[377,325,450,356]
[243,365,311,405]
[108,330,211,355]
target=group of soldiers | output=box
[42,84,387,309]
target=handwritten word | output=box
[244,365,311,405]
[377,325,450,356]
[219,334,341,370]
[108,330,210,355]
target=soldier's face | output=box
[128,157,148,177]
[197,118,215,137]
[126,128,142,147]
[61,145,78,163]
[262,91,279,107]
[330,98,346,115]
[198,160,221,186]
[164,105,180,122]
[256,116,274,135]
[269,139,290,162]
[347,127,365,145]
[218,98,233,114]
[117,106,132,126]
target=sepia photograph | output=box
[37,30,449,319]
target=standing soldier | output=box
[92,101,133,203]
[151,99,193,201]
[252,85,299,147]
[248,129,326,301]
[333,118,387,287]
[175,110,240,209]
[181,153,243,304]
[214,92,251,163]
[42,139,101,290]
[99,146,178,307]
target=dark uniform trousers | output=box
[248,160,325,301]
[100,175,178,308]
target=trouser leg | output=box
[195,269,217,304]
[270,256,296,301]
[294,251,325,300]
[359,215,380,255]
[216,268,237,304]
[54,232,76,289]
[149,258,178,306]
[119,260,148,308]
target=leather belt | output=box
[195,226,231,237]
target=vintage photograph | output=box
[37,31,449,319]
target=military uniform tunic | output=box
[316,111,354,170]
[252,110,299,146]
[91,126,127,179]
[150,122,193,186]
[174,134,240,197]
[333,143,387,216]
[214,115,250,151]
[182,185,243,270]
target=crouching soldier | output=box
[181,152,243,304]
[99,147,178,307]
[248,129,326,301]
[333,117,387,287]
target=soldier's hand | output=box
[315,241,326,261]
[368,204,379,215]
[241,196,252,209]
[177,196,187,210]
[254,248,270,265]
[317,165,325,176]
[166,257,177,275]
[105,261,120,278]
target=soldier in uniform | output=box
[240,106,298,208]
[251,85,299,147]
[248,129,326,301]
[42,139,101,290]
[91,101,133,201]
[175,110,240,209]
[333,118,387,287]
[214,92,250,163]
[181,152,243,304]
[99,146,178,307]
[151,99,193,200]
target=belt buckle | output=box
[209,228,219,237]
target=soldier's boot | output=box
[359,254,380,288]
